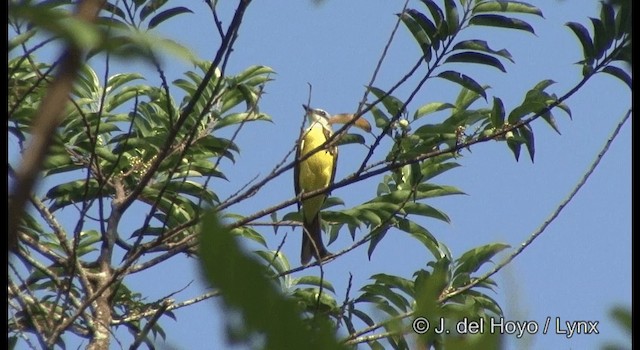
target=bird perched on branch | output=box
[295,104,371,265]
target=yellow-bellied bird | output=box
[295,105,337,265]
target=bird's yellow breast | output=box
[298,122,335,218]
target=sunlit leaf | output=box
[454,243,510,276]
[291,276,336,293]
[198,212,348,350]
[369,87,405,117]
[414,102,456,120]
[472,1,543,17]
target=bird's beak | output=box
[302,104,310,113]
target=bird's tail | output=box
[300,213,330,265]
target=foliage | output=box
[8,0,631,349]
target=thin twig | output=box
[440,108,632,302]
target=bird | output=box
[295,104,372,264]
[295,105,337,265]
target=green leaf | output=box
[438,71,486,100]
[8,29,36,53]
[470,14,536,35]
[291,276,336,293]
[566,21,595,62]
[541,111,561,135]
[443,0,459,36]
[371,274,415,297]
[532,79,556,92]
[414,102,456,120]
[361,284,411,311]
[352,309,376,327]
[602,66,631,89]
[452,40,514,63]
[589,17,609,59]
[140,0,167,22]
[454,243,510,276]
[414,263,450,346]
[148,7,193,29]
[102,1,127,20]
[600,2,616,51]
[337,133,366,146]
[419,0,446,40]
[490,97,505,128]
[507,137,521,161]
[199,212,348,349]
[370,105,391,133]
[520,124,535,162]
[420,157,460,180]
[445,51,506,72]
[614,1,631,40]
[106,73,145,94]
[397,218,441,259]
[507,90,549,124]
[406,9,439,50]
[472,1,543,17]
[257,249,290,282]
[466,290,504,317]
[454,83,490,110]
[609,305,631,336]
[213,112,272,130]
[292,288,339,314]
[77,230,101,256]
[398,11,432,61]
[369,87,405,117]
[367,225,391,260]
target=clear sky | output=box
[10,0,631,349]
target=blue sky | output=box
[10,0,631,349]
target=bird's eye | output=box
[320,110,328,117]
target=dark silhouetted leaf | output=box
[470,14,535,34]
[438,71,486,100]
[444,0,459,35]
[490,97,505,128]
[445,51,506,72]
[602,66,631,89]
[589,17,609,59]
[398,11,432,61]
[140,0,167,22]
[452,40,514,63]
[566,21,595,61]
[520,124,535,162]
[149,7,193,29]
